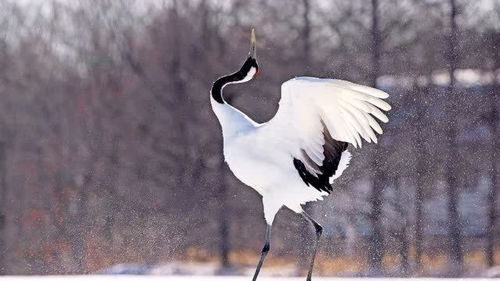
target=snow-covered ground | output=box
[0,276,497,281]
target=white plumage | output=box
[211,76,391,223]
[209,29,391,281]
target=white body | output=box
[211,76,391,224]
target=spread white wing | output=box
[263,77,391,190]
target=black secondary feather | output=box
[293,120,348,193]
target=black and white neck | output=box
[211,28,259,104]
[211,56,259,104]
[210,29,260,137]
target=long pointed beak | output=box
[249,28,257,58]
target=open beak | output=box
[249,28,257,58]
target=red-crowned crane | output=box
[210,29,391,281]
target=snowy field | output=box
[0,276,497,281]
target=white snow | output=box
[377,68,500,88]
[0,276,495,281]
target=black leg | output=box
[252,224,271,281]
[301,211,323,281]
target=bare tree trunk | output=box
[399,228,410,276]
[485,31,500,268]
[395,179,410,277]
[486,81,499,267]
[218,166,230,270]
[302,0,311,73]
[445,0,463,275]
[394,221,410,276]
[367,0,384,275]
[69,189,88,273]
[414,85,427,272]
[414,157,425,271]
[370,0,381,88]
[368,173,384,275]
[208,4,232,269]
[0,141,6,275]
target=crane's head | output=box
[236,28,259,82]
[210,29,259,104]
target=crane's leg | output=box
[252,224,271,281]
[301,211,323,281]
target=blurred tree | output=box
[392,178,410,276]
[485,28,500,267]
[0,141,6,275]
[367,0,385,276]
[444,0,464,275]
[414,85,427,272]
